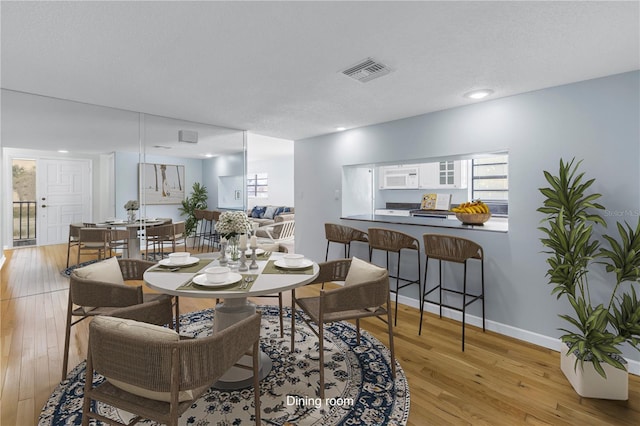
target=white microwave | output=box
[380,166,420,189]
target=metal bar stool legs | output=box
[325,239,349,261]
[367,228,421,326]
[420,233,485,351]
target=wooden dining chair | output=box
[108,228,129,258]
[61,257,178,380]
[66,224,82,267]
[76,227,109,265]
[145,223,175,260]
[290,257,396,399]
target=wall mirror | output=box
[1,89,246,248]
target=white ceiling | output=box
[1,1,639,149]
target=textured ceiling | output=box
[1,1,639,147]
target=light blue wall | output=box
[203,151,246,210]
[295,71,640,361]
[114,152,204,221]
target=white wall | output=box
[295,71,640,367]
[247,133,294,209]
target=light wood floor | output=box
[2,245,640,425]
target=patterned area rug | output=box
[39,305,409,425]
[60,259,100,277]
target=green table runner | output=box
[262,260,314,275]
[177,273,258,292]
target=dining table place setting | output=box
[177,269,258,292]
[151,252,211,273]
[246,248,272,260]
[263,253,315,275]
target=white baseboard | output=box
[397,294,640,377]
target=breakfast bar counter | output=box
[341,214,509,233]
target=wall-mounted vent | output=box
[178,130,198,144]
[341,57,392,83]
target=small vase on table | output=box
[127,210,137,223]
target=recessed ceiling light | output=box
[464,89,494,100]
[336,127,346,131]
[204,154,214,158]
[58,150,68,153]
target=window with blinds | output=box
[472,155,508,202]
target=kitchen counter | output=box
[341,213,508,233]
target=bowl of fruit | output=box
[451,201,491,225]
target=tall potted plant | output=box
[179,182,208,239]
[538,158,640,400]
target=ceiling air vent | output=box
[178,130,198,144]
[341,57,392,83]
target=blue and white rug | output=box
[39,305,409,425]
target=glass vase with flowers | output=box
[215,211,252,265]
[124,200,139,223]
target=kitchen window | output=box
[471,155,508,202]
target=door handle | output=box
[41,205,47,208]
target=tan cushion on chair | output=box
[74,256,125,285]
[92,316,194,402]
[344,256,387,287]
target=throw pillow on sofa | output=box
[263,206,278,219]
[274,206,291,216]
[251,206,266,218]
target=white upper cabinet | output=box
[419,160,468,189]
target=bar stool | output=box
[324,223,369,260]
[420,234,485,351]
[202,210,221,251]
[368,227,421,325]
[193,209,207,249]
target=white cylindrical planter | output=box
[560,344,628,400]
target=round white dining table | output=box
[143,251,319,389]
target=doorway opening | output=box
[12,159,37,247]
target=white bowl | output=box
[283,254,305,267]
[205,266,230,283]
[168,252,190,265]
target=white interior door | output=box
[37,159,91,245]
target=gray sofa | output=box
[248,205,294,227]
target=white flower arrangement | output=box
[124,200,139,211]
[215,211,252,239]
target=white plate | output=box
[158,257,200,267]
[192,273,243,288]
[274,258,314,270]
[246,248,265,257]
